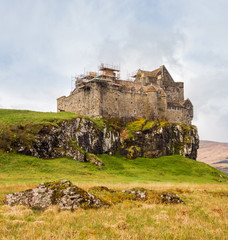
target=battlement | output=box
[57,64,193,125]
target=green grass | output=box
[0,109,79,126]
[0,153,226,188]
[0,109,108,150]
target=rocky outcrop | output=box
[16,118,120,164]
[4,180,185,210]
[120,121,199,160]
[2,117,199,161]
[4,180,110,210]
[89,186,185,204]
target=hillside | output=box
[0,153,227,188]
[198,140,228,175]
[0,109,226,184]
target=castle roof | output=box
[150,68,160,76]
[139,68,161,77]
[180,99,193,107]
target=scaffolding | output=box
[73,63,121,90]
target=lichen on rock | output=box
[120,120,199,160]
[4,180,110,211]
[15,118,120,162]
[1,116,199,162]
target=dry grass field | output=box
[0,183,227,240]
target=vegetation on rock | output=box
[4,180,110,210]
[0,109,199,162]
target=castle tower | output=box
[98,64,120,81]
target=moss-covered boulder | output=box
[4,180,110,210]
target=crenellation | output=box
[57,64,194,125]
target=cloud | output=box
[0,0,228,142]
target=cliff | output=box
[0,115,199,163]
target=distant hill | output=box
[197,140,228,175]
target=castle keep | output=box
[57,64,193,125]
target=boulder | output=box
[160,192,184,204]
[4,180,110,210]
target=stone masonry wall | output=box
[99,84,161,121]
[162,82,184,102]
[57,81,192,124]
[57,84,101,118]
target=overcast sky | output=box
[0,0,228,142]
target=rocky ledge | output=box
[120,121,199,160]
[1,117,199,162]
[4,180,110,211]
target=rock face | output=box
[17,118,120,164]
[120,123,199,160]
[4,117,199,161]
[4,180,110,210]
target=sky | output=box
[0,0,228,142]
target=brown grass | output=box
[0,183,227,240]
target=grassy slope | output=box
[0,153,226,187]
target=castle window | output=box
[134,110,136,114]
[116,98,118,101]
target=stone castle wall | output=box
[57,84,101,118]
[160,67,184,102]
[99,83,162,120]
[162,82,184,102]
[58,82,167,121]
[57,81,192,124]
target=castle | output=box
[57,64,193,125]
